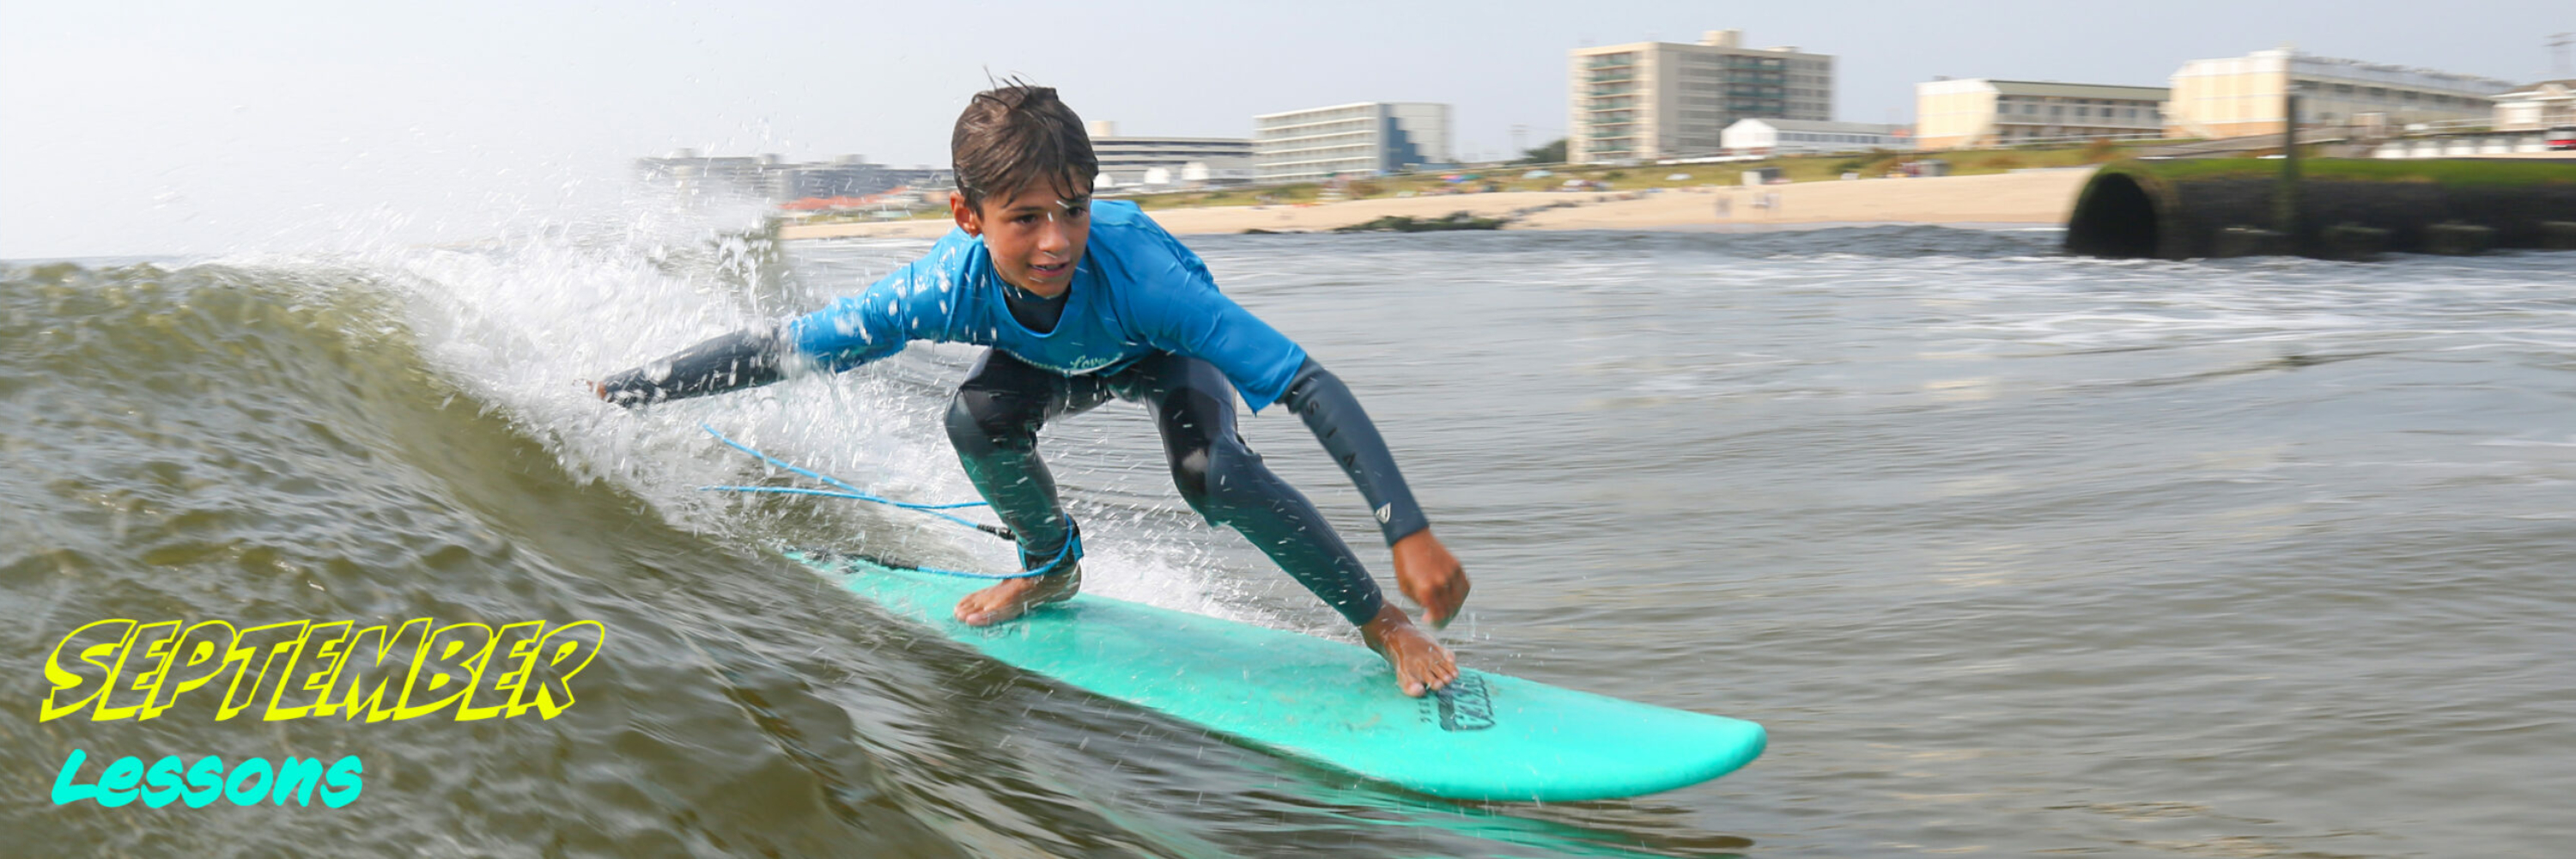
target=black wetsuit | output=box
[931,283,1406,624]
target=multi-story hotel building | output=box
[1913,79,2169,149]
[2164,49,2518,138]
[1568,29,1833,164]
[1085,121,1254,189]
[1250,102,1452,185]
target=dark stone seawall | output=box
[2065,158,2576,259]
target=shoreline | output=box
[776,168,2098,241]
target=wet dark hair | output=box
[951,82,1097,211]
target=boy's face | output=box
[951,181,1091,297]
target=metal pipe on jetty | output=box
[2064,155,2576,260]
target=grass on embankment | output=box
[793,140,2184,223]
[1118,140,2173,211]
[2111,155,2576,186]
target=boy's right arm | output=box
[592,265,930,408]
[592,320,794,406]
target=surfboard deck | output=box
[787,550,1765,801]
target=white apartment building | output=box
[1720,119,1910,155]
[1569,29,1834,164]
[1084,121,1254,189]
[1914,79,2168,149]
[1251,102,1452,185]
[2165,49,2518,138]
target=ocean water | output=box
[7,220,2572,857]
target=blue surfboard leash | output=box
[696,423,1078,580]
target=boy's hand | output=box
[1390,529,1468,629]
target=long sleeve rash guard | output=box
[597,201,1429,545]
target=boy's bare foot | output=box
[954,564,1081,626]
[1360,603,1457,698]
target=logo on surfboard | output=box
[1424,673,1495,732]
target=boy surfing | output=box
[592,84,1467,697]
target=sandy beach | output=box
[777,168,2099,240]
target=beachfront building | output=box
[2163,49,2518,138]
[1251,102,1452,185]
[634,150,951,203]
[780,155,896,199]
[634,150,788,200]
[1913,79,2167,149]
[1568,29,1834,164]
[2491,80,2576,131]
[1719,119,1909,155]
[1086,121,1255,191]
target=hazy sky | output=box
[5,1,2566,258]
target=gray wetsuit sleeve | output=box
[596,321,793,407]
[1279,358,1431,545]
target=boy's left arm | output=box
[1278,359,1469,627]
[1124,218,1468,624]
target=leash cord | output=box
[696,423,1078,580]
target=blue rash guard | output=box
[789,200,1309,411]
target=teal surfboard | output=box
[787,551,1765,801]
